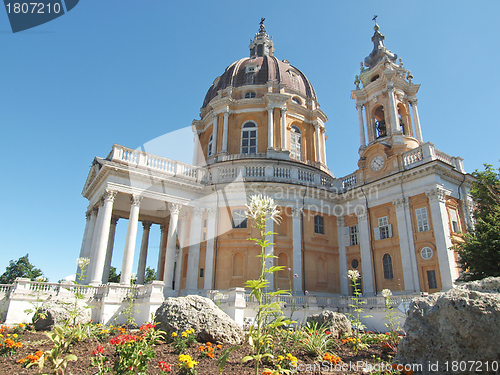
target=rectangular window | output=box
[204,219,207,227]
[232,209,247,229]
[349,225,358,246]
[202,232,206,241]
[378,216,391,239]
[427,270,437,289]
[449,209,459,233]
[416,207,429,232]
[314,215,325,234]
[200,268,204,278]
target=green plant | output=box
[28,325,78,375]
[171,328,197,354]
[110,322,164,375]
[297,321,333,358]
[90,345,111,374]
[381,289,403,353]
[121,278,139,330]
[0,332,23,355]
[24,276,49,325]
[346,269,371,354]
[241,194,293,375]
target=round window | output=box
[351,259,359,269]
[420,247,433,260]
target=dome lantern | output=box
[249,18,274,58]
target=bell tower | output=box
[351,18,424,176]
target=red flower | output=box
[92,345,105,355]
[159,361,171,372]
[325,330,331,335]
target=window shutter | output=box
[374,227,380,241]
[388,224,393,238]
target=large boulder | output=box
[154,295,244,345]
[33,298,92,330]
[306,310,352,338]
[395,277,500,374]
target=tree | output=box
[455,164,500,281]
[108,266,121,283]
[0,254,46,284]
[144,267,156,284]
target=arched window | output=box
[232,253,244,277]
[290,125,302,160]
[374,106,386,138]
[244,91,256,99]
[383,253,393,279]
[207,133,214,156]
[241,122,257,154]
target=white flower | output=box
[245,194,281,224]
[347,269,360,280]
[76,257,90,268]
[381,289,392,298]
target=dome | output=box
[202,21,317,109]
[202,56,317,108]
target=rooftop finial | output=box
[259,18,266,33]
[372,15,379,30]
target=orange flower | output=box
[198,346,205,352]
[206,342,212,347]
[262,370,273,375]
[17,358,25,363]
[216,344,222,349]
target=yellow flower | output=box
[181,332,188,338]
[186,360,198,369]
[178,354,191,363]
[12,334,18,338]
[277,355,284,361]
[171,332,177,337]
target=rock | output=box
[154,295,244,345]
[33,298,92,330]
[306,310,352,338]
[395,277,500,374]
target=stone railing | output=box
[402,142,464,172]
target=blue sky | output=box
[1,1,498,283]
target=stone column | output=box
[387,84,399,135]
[89,190,117,285]
[163,203,182,293]
[175,213,188,292]
[136,221,152,285]
[204,208,217,290]
[185,207,204,292]
[222,109,229,153]
[265,217,275,290]
[356,103,366,148]
[314,122,321,163]
[357,209,374,295]
[102,216,119,284]
[321,128,327,165]
[393,198,417,292]
[281,107,287,150]
[212,113,218,154]
[291,208,303,293]
[156,223,167,281]
[426,188,457,290]
[77,210,92,276]
[267,106,274,149]
[120,195,142,285]
[409,98,423,143]
[336,216,349,295]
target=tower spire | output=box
[249,18,274,58]
[364,17,397,69]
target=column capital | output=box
[355,207,367,220]
[223,108,231,116]
[192,207,204,217]
[207,207,217,218]
[392,197,406,210]
[168,202,183,215]
[103,189,118,202]
[280,106,288,113]
[291,207,303,217]
[91,206,99,215]
[387,83,395,91]
[142,221,153,230]
[409,98,418,106]
[356,103,364,110]
[130,194,143,206]
[85,211,92,221]
[336,215,345,227]
[426,188,447,203]
[111,216,120,225]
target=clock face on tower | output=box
[370,155,384,171]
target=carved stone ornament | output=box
[103,190,117,202]
[336,215,345,227]
[207,207,217,217]
[168,203,182,216]
[291,207,303,217]
[192,207,204,217]
[392,197,406,210]
[371,95,378,103]
[85,211,92,221]
[130,194,143,206]
[426,188,447,203]
[355,206,367,219]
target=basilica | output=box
[79,20,473,298]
